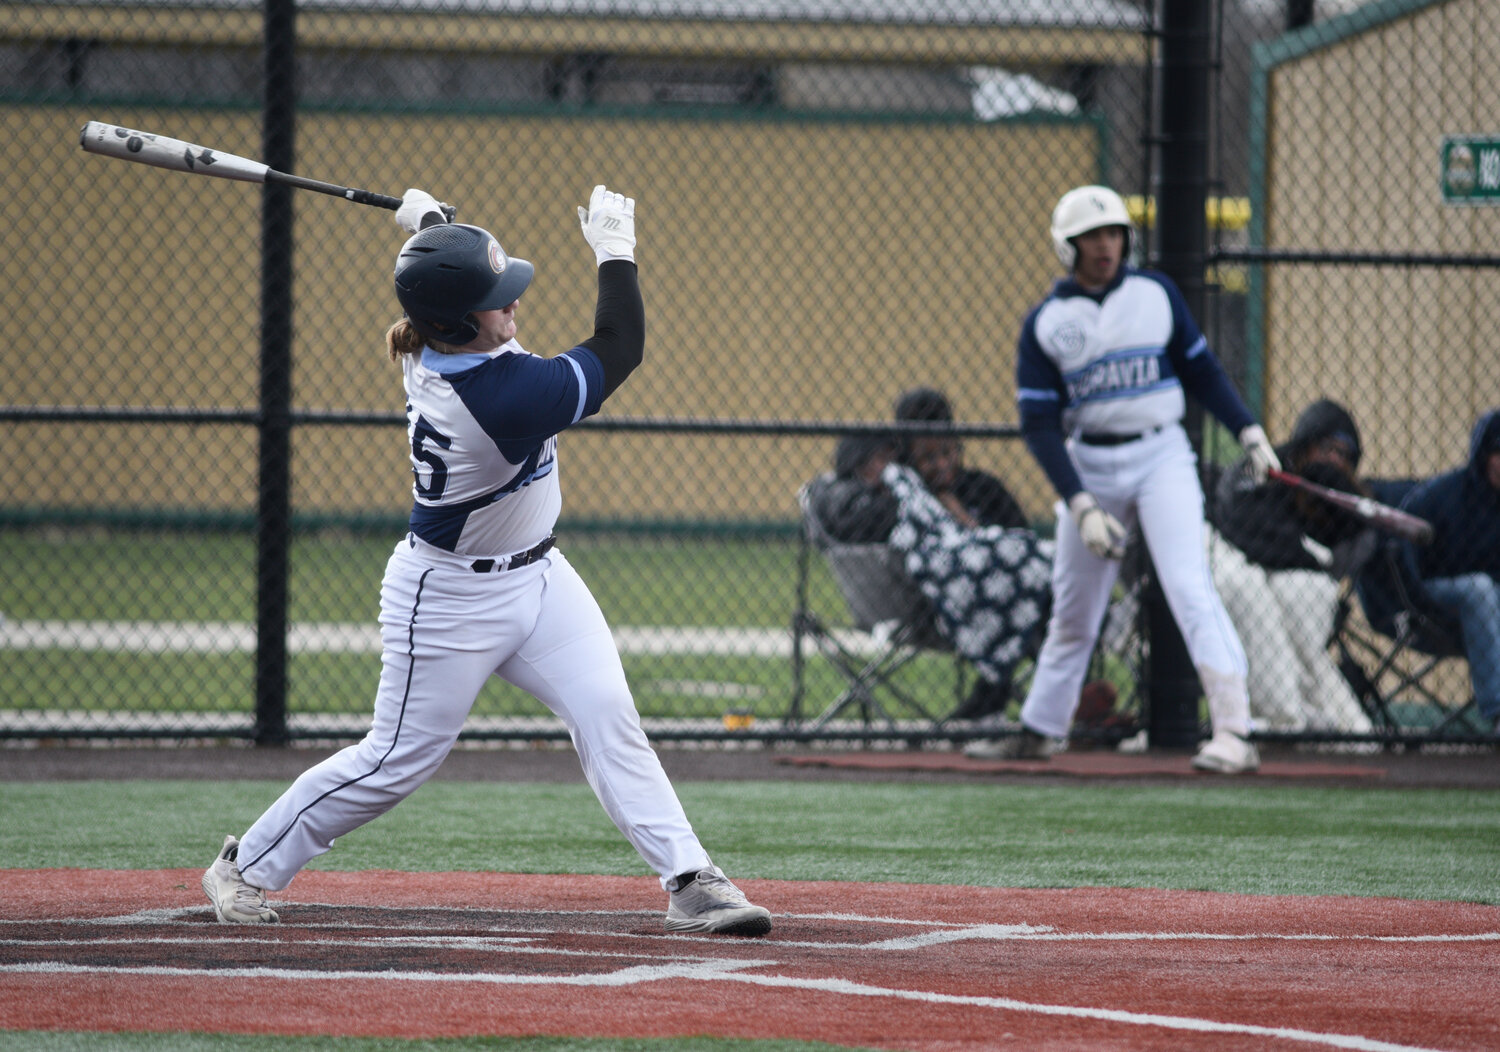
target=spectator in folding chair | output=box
[1207,398,1378,737]
[1399,407,1500,735]
[807,432,1049,722]
[893,386,1037,716]
[893,386,1030,532]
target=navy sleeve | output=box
[1015,309,1084,501]
[1155,272,1256,436]
[577,259,645,400]
[448,352,601,463]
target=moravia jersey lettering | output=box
[1015,266,1253,500]
[403,340,605,556]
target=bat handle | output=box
[341,188,456,222]
[346,187,403,210]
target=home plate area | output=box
[3,872,1499,1051]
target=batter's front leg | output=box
[499,554,713,887]
[1135,456,1251,739]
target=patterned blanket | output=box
[883,463,1053,684]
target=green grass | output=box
[0,531,823,627]
[2,778,1496,904]
[0,646,965,721]
[0,528,991,722]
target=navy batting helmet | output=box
[393,223,534,346]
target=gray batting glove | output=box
[395,188,449,234]
[577,184,636,265]
[1068,492,1128,560]
[1238,424,1281,484]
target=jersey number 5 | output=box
[410,416,452,500]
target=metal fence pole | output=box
[254,0,296,746]
[1146,0,1214,749]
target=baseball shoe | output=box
[202,835,278,924]
[964,727,1056,760]
[665,867,771,936]
[1191,731,1260,774]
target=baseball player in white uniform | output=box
[201,185,771,936]
[966,185,1278,774]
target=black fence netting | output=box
[2,0,1496,749]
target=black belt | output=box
[470,535,555,573]
[1078,426,1164,447]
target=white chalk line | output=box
[0,619,814,659]
[1,905,1485,1052]
[0,959,1453,1052]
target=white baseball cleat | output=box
[1191,731,1260,774]
[665,868,771,936]
[202,835,279,924]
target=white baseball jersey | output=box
[403,340,604,557]
[1016,267,1254,501]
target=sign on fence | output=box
[1442,135,1500,204]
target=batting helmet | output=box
[1050,185,1133,270]
[394,223,534,347]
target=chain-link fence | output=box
[3,0,1497,748]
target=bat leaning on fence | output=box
[1267,467,1434,545]
[78,120,454,219]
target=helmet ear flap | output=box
[405,311,480,348]
[1053,232,1078,271]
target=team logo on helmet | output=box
[488,238,506,274]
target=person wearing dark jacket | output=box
[1401,408,1500,733]
[1208,399,1377,734]
[807,434,902,544]
[893,387,1029,531]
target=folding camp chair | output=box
[788,475,966,731]
[1334,480,1481,735]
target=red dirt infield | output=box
[3,868,1498,1051]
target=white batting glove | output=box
[395,188,448,234]
[1239,425,1281,485]
[1068,492,1128,560]
[577,184,636,265]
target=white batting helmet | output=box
[1050,185,1133,270]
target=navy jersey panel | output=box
[403,342,606,555]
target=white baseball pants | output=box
[235,539,713,892]
[1019,425,1250,738]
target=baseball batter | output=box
[201,185,772,936]
[966,185,1278,774]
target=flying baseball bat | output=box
[78,121,452,218]
[1268,467,1435,545]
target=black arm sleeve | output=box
[577,260,645,400]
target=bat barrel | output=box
[80,120,432,215]
[79,121,269,183]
